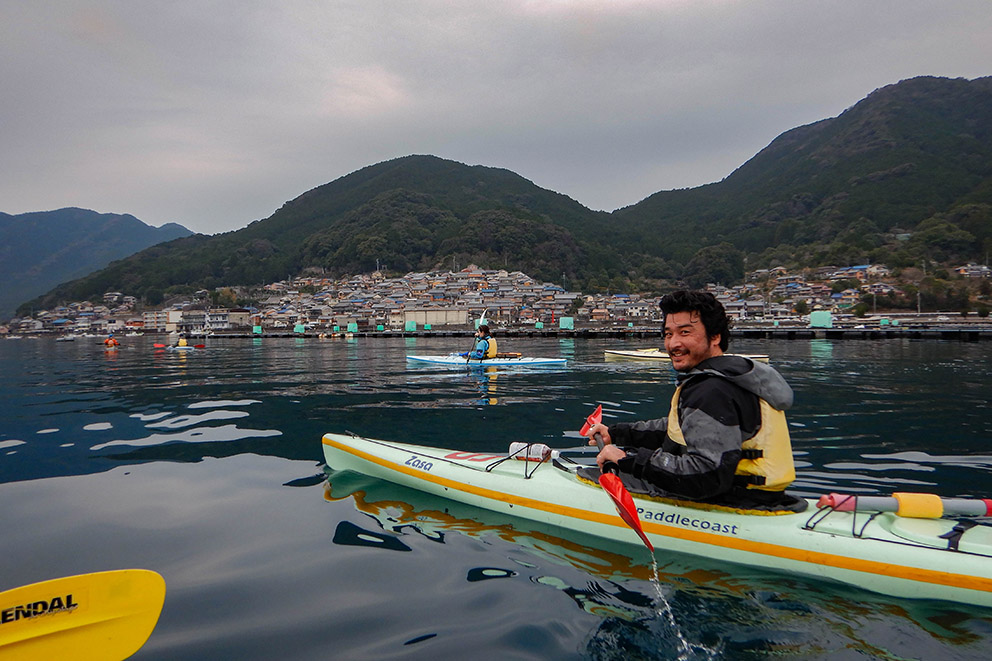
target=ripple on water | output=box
[82,422,113,431]
[89,424,282,451]
[146,410,250,430]
[188,399,263,409]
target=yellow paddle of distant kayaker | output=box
[0,569,165,661]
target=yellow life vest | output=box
[666,383,796,491]
[483,336,497,359]
[178,338,188,347]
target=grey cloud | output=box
[1,1,990,233]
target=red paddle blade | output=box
[579,404,602,436]
[599,473,654,552]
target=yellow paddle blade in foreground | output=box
[0,569,165,661]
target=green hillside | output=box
[18,75,992,314]
[614,76,992,267]
[21,157,621,313]
[0,209,191,318]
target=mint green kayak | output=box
[321,432,992,607]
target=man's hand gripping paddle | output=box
[580,405,654,552]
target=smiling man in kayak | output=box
[585,290,805,511]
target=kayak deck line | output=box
[321,433,992,605]
[322,434,624,527]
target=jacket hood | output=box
[681,355,794,410]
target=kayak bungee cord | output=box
[805,498,992,555]
[343,430,550,477]
[804,501,881,539]
[484,442,554,479]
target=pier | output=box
[201,325,992,341]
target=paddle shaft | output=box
[818,492,992,518]
[467,311,488,364]
[592,433,621,474]
[465,329,478,364]
[590,432,654,552]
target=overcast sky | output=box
[2,1,990,235]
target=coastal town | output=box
[4,261,991,339]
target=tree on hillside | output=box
[682,243,744,288]
[908,217,976,262]
[831,279,860,293]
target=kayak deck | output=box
[321,432,992,607]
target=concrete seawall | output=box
[202,326,992,341]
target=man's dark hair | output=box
[478,324,491,335]
[660,290,730,350]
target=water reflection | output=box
[809,338,834,361]
[4,336,992,498]
[322,466,992,659]
[473,366,500,405]
[3,336,992,658]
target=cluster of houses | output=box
[3,262,988,336]
[735,264,901,316]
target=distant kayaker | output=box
[584,290,805,511]
[176,333,188,348]
[469,324,498,360]
[104,334,119,347]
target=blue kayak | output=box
[407,354,566,367]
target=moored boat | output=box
[321,432,992,607]
[605,348,769,363]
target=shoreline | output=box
[167,326,992,341]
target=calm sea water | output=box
[2,335,991,659]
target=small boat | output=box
[321,432,992,607]
[166,345,199,352]
[55,335,77,342]
[407,354,566,367]
[605,348,769,363]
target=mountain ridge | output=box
[15,75,992,316]
[0,208,193,318]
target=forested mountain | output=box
[18,75,992,315]
[0,208,192,318]
[21,158,615,314]
[614,76,992,268]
